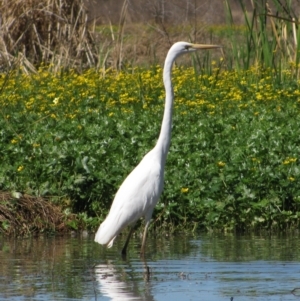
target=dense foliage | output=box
[1,63,300,232]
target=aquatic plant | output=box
[1,63,300,233]
[2,0,300,234]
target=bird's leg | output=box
[121,226,135,256]
[142,259,151,281]
[140,220,151,257]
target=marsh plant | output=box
[1,0,300,234]
[1,64,300,233]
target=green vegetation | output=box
[1,0,300,234]
[1,64,300,233]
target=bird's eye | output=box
[184,45,190,50]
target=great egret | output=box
[95,41,221,256]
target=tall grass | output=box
[224,0,300,80]
[2,0,300,76]
[0,0,96,73]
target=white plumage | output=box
[95,149,163,247]
[95,41,221,256]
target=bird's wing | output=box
[95,150,164,246]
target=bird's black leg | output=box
[121,226,135,256]
[142,259,151,281]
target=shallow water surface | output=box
[0,232,300,300]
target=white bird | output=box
[95,41,221,256]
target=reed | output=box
[224,0,300,79]
[0,0,97,72]
[0,191,72,235]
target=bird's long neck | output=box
[155,52,175,163]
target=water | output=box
[1,232,300,301]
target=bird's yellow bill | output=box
[191,43,222,49]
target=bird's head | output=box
[169,41,221,59]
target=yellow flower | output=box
[32,143,40,148]
[181,187,189,193]
[53,97,59,105]
[283,157,297,165]
[289,177,295,181]
[17,165,24,172]
[218,161,226,167]
[256,93,263,100]
[11,139,18,144]
[109,112,114,117]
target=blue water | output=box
[0,233,300,300]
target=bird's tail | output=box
[94,218,117,248]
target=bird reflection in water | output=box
[95,260,153,301]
